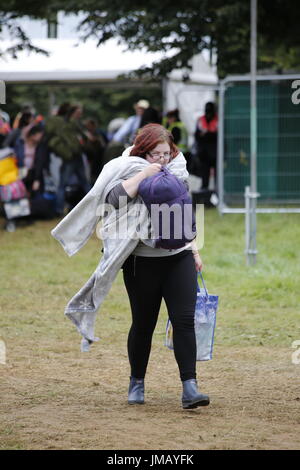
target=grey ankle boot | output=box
[182,379,210,409]
[128,377,145,405]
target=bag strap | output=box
[197,271,209,298]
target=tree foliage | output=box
[0,0,299,77]
[5,83,162,127]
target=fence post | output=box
[245,186,260,265]
[217,80,225,215]
[249,0,258,265]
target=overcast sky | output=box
[3,13,84,39]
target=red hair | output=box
[130,123,179,160]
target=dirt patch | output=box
[1,341,299,450]
[1,217,299,450]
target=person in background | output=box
[112,99,150,146]
[140,106,161,128]
[27,102,70,210]
[0,111,11,147]
[44,103,71,156]
[83,118,107,184]
[2,112,33,149]
[0,109,10,127]
[163,109,188,155]
[14,124,44,195]
[29,138,59,221]
[194,102,218,190]
[55,105,90,215]
[103,117,127,164]
[11,105,33,129]
[33,114,45,127]
[106,117,125,142]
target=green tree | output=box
[1,0,299,77]
[5,83,162,128]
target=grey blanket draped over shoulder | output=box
[51,150,189,351]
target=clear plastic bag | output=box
[165,273,218,361]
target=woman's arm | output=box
[106,163,163,207]
[106,183,132,208]
[190,238,203,272]
[122,163,162,198]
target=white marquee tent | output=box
[0,37,218,137]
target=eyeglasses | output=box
[147,152,171,161]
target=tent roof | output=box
[0,39,165,83]
[0,39,217,85]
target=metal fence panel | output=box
[221,76,300,208]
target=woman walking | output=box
[51,124,209,409]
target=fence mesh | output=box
[223,79,300,205]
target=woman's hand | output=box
[122,164,162,198]
[142,163,162,178]
[193,251,203,272]
[190,239,202,272]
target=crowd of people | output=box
[0,99,218,228]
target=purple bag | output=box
[138,167,196,249]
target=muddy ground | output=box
[1,340,299,450]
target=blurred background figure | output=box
[11,105,33,129]
[54,104,91,215]
[24,102,72,218]
[106,117,125,142]
[140,106,161,127]
[112,99,150,146]
[83,118,107,185]
[103,117,126,164]
[194,102,218,190]
[2,111,33,149]
[45,102,70,144]
[0,110,11,147]
[163,108,188,154]
[33,113,45,126]
[14,124,44,195]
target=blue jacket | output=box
[14,137,25,168]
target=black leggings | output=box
[122,250,198,381]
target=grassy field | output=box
[0,209,299,450]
